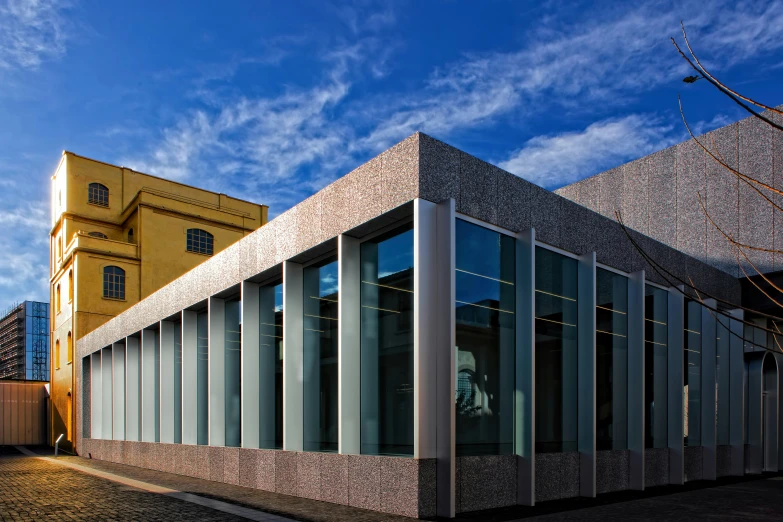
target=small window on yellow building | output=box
[103,266,125,300]
[55,339,60,370]
[88,183,109,207]
[67,332,73,364]
[88,231,107,239]
[68,270,73,302]
[56,284,61,313]
[187,228,214,255]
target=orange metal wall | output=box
[0,381,48,445]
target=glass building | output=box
[0,301,49,381]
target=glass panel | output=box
[684,299,702,447]
[645,285,668,448]
[596,269,628,451]
[303,259,339,452]
[535,247,578,453]
[174,321,182,444]
[197,311,209,445]
[455,219,515,456]
[361,224,414,456]
[225,299,241,447]
[259,282,283,449]
[716,315,730,446]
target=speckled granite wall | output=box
[685,446,704,482]
[556,107,783,278]
[79,438,436,518]
[534,452,580,503]
[454,455,517,513]
[716,445,732,477]
[644,448,669,488]
[596,450,630,494]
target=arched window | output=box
[103,266,125,299]
[88,183,109,207]
[67,332,73,364]
[55,339,60,370]
[68,270,73,302]
[128,228,134,243]
[187,228,214,255]
[56,284,61,313]
[88,231,108,239]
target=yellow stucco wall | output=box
[49,151,267,452]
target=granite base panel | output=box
[596,450,630,494]
[685,446,703,482]
[78,439,435,519]
[717,445,732,477]
[455,455,517,513]
[644,448,669,487]
[535,451,580,503]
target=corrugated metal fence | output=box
[0,380,48,445]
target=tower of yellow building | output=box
[50,152,267,452]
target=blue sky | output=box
[1,0,782,306]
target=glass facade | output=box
[360,225,414,456]
[303,259,339,452]
[535,247,578,453]
[174,320,182,444]
[258,282,283,449]
[716,314,730,446]
[225,299,241,447]
[684,299,702,447]
[596,269,628,451]
[644,285,668,448]
[197,311,209,445]
[455,219,515,456]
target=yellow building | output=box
[50,152,267,452]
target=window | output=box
[535,247,578,453]
[361,224,414,456]
[187,229,214,255]
[56,284,61,313]
[68,270,73,302]
[455,219,515,456]
[88,183,109,207]
[103,266,126,299]
[303,258,339,452]
[55,339,60,370]
[684,299,702,447]
[253,282,283,449]
[128,228,134,243]
[88,231,107,239]
[225,299,241,447]
[596,269,628,451]
[645,285,668,448]
[67,332,73,364]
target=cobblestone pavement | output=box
[0,446,244,521]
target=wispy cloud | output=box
[0,0,72,70]
[0,200,50,302]
[498,114,678,189]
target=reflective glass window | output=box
[360,225,414,456]
[303,259,339,452]
[716,314,730,446]
[535,247,578,453]
[225,299,241,447]
[197,311,209,445]
[455,219,515,456]
[684,299,702,447]
[596,269,628,450]
[645,285,668,448]
[258,282,283,449]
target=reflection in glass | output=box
[535,247,578,453]
[596,269,628,450]
[455,219,515,456]
[684,299,702,447]
[174,320,182,444]
[644,285,667,448]
[197,311,209,445]
[361,225,414,456]
[258,282,283,449]
[225,299,241,447]
[716,314,730,446]
[303,259,339,452]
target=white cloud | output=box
[498,115,678,189]
[0,0,71,70]
[0,200,50,303]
